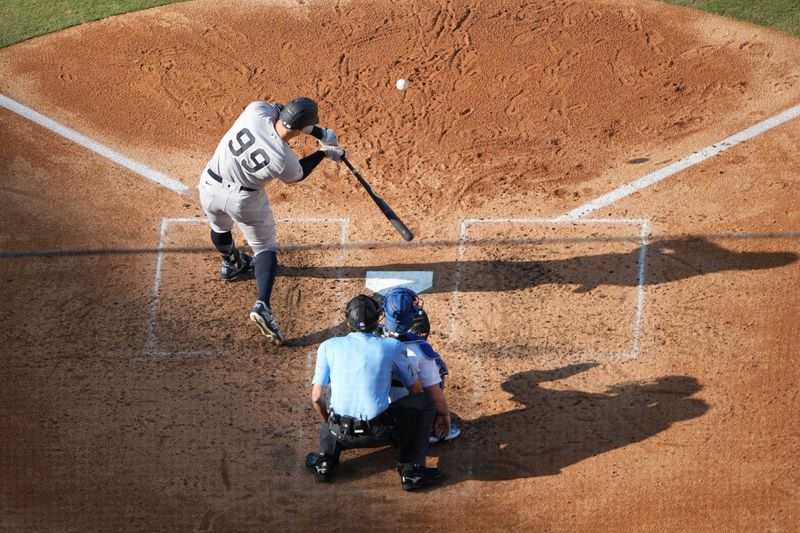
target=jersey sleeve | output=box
[275,150,303,184]
[246,101,303,184]
[246,101,279,120]
[417,354,442,388]
[390,341,418,388]
[312,342,331,387]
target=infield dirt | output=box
[1,1,799,530]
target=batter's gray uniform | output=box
[197,98,342,345]
[199,102,301,254]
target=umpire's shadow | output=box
[440,363,708,482]
[335,363,708,484]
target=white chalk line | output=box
[557,103,800,220]
[144,216,350,357]
[630,220,651,360]
[0,93,188,195]
[143,217,173,355]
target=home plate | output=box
[365,271,434,296]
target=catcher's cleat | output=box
[398,464,445,491]
[305,453,337,482]
[221,251,253,281]
[249,301,284,345]
[429,424,461,444]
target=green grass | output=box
[0,0,186,48]
[661,0,800,36]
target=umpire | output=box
[305,294,445,491]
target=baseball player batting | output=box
[198,97,344,345]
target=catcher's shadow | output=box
[330,363,708,485]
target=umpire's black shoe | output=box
[306,453,337,482]
[398,464,445,491]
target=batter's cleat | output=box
[398,464,445,491]
[221,251,253,281]
[249,301,284,345]
[429,424,461,444]
[305,453,337,482]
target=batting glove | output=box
[320,145,345,162]
[318,128,339,147]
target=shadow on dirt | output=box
[9,237,792,348]
[326,363,708,486]
[284,237,796,346]
[281,237,797,294]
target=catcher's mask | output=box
[345,294,380,332]
[410,307,430,339]
[279,96,319,130]
[382,288,422,334]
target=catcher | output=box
[381,288,461,443]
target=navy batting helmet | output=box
[279,96,319,130]
[345,294,380,332]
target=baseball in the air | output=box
[396,78,408,91]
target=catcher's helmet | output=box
[382,288,421,334]
[279,96,319,130]
[345,294,380,332]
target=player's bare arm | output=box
[311,383,329,422]
[424,384,452,440]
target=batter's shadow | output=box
[282,237,796,346]
[280,236,796,293]
[332,363,708,485]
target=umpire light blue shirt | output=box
[313,332,417,420]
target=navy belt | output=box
[207,169,256,192]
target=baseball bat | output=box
[341,156,414,242]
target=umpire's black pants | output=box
[318,391,435,466]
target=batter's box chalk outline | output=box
[450,217,651,366]
[144,216,350,357]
